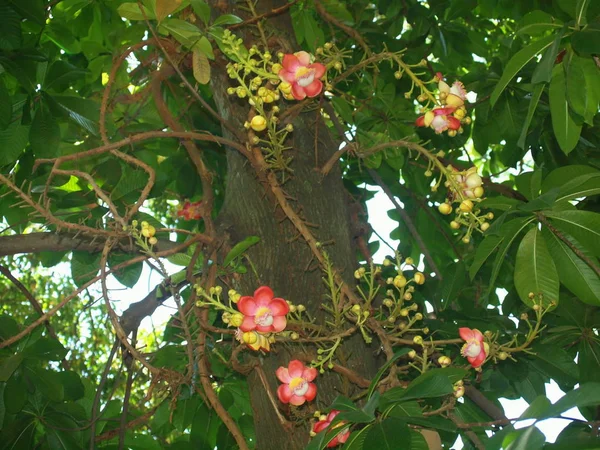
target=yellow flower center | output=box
[289,377,309,396]
[254,306,274,326]
[295,66,315,87]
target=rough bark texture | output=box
[209,1,379,448]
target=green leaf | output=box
[382,368,467,405]
[0,79,11,130]
[516,10,563,36]
[322,0,354,25]
[341,426,370,450]
[490,34,555,106]
[504,426,545,450]
[167,253,193,267]
[117,2,156,20]
[571,24,600,56]
[30,103,61,158]
[541,165,598,193]
[579,339,600,383]
[519,395,551,419]
[191,0,211,25]
[367,349,411,399]
[531,343,579,388]
[70,251,101,288]
[194,35,214,59]
[212,14,242,26]
[108,253,143,288]
[223,236,260,267]
[576,0,591,26]
[517,82,544,149]
[23,337,68,361]
[408,431,428,450]
[365,418,411,450]
[155,0,182,23]
[0,120,29,166]
[44,60,88,92]
[531,28,564,84]
[4,375,27,413]
[28,367,64,402]
[470,235,503,279]
[0,3,22,50]
[488,217,536,294]
[159,18,203,48]
[545,383,600,417]
[514,227,559,307]
[57,371,85,401]
[555,173,600,203]
[567,54,599,125]
[549,64,582,154]
[52,95,99,135]
[0,354,23,382]
[542,227,600,306]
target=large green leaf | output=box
[513,227,559,307]
[531,28,564,84]
[555,173,600,204]
[70,251,101,288]
[365,418,411,450]
[542,227,600,306]
[52,95,99,135]
[0,79,11,130]
[117,2,156,20]
[108,253,143,288]
[0,120,30,166]
[549,64,582,154]
[571,24,600,55]
[504,426,545,450]
[516,10,563,36]
[490,34,555,106]
[381,368,467,405]
[0,3,22,50]
[517,82,544,149]
[531,343,579,389]
[29,103,61,158]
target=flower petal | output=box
[271,315,287,333]
[469,349,486,368]
[313,420,330,434]
[415,115,426,127]
[237,296,258,315]
[289,394,306,406]
[282,54,300,72]
[277,384,293,403]
[291,83,307,100]
[276,367,292,383]
[304,382,317,401]
[302,366,318,382]
[255,324,273,333]
[433,106,456,115]
[471,328,484,343]
[253,286,274,306]
[279,69,297,84]
[304,79,323,98]
[239,315,256,332]
[288,360,305,378]
[295,51,311,66]
[459,327,475,341]
[309,62,326,79]
[447,116,461,130]
[269,298,290,315]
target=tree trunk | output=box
[209,2,379,448]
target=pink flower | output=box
[312,410,350,447]
[459,327,488,368]
[278,51,326,100]
[415,107,461,134]
[237,286,289,333]
[276,360,318,406]
[177,200,202,220]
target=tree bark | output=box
[208,2,379,448]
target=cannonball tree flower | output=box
[278,51,326,100]
[237,286,289,333]
[276,360,318,406]
[438,76,468,108]
[177,200,203,220]
[459,327,489,368]
[312,410,350,447]
[415,107,461,134]
[454,167,484,199]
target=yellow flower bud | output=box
[383,299,394,308]
[297,304,305,312]
[438,356,451,367]
[414,272,426,285]
[498,352,508,360]
[473,186,485,198]
[408,350,416,359]
[400,308,409,317]
[279,82,292,94]
[413,336,423,345]
[438,203,453,215]
[415,313,423,320]
[351,304,361,315]
[404,257,414,265]
[481,222,490,231]
[459,200,474,213]
[230,313,243,327]
[243,331,258,345]
[291,332,299,340]
[250,115,267,132]
[450,221,460,230]
[393,275,407,288]
[148,236,158,245]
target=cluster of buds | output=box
[127,219,158,247]
[415,73,471,136]
[433,165,492,242]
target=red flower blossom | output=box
[237,286,289,333]
[459,327,488,368]
[177,200,202,220]
[415,106,461,134]
[312,410,350,447]
[278,51,326,100]
[276,360,318,406]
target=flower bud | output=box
[383,299,394,308]
[520,313,529,321]
[414,272,426,285]
[334,61,342,70]
[400,308,409,317]
[403,292,412,301]
[148,236,158,245]
[297,304,306,312]
[383,258,392,266]
[415,313,423,320]
[291,332,299,340]
[459,199,474,213]
[481,222,490,231]
[454,386,465,398]
[438,203,452,215]
[404,257,414,265]
[230,313,243,327]
[498,352,508,360]
[408,350,416,359]
[462,236,470,244]
[351,304,361,315]
[473,186,485,198]
[438,356,451,367]
[413,336,423,345]
[386,277,394,284]
[243,331,258,345]
[394,71,402,79]
[450,221,460,230]
[533,304,541,311]
[285,124,294,132]
[393,275,407,288]
[487,212,494,220]
[250,115,267,132]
